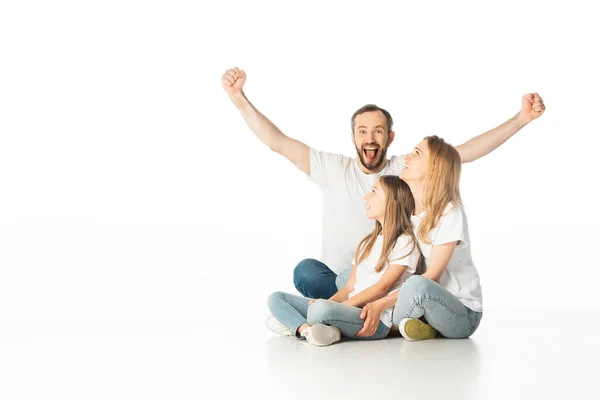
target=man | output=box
[221,66,545,299]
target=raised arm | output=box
[222,67,310,175]
[456,93,546,163]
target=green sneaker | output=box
[398,318,438,341]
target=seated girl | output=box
[266,175,422,346]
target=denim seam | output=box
[319,319,389,338]
[404,294,470,319]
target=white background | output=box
[1,1,599,399]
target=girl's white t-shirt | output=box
[412,203,483,312]
[349,233,420,327]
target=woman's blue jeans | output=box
[392,276,483,339]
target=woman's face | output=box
[364,179,386,221]
[400,140,430,182]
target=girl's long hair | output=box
[417,135,462,244]
[353,175,423,273]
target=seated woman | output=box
[266,175,422,346]
[357,135,483,341]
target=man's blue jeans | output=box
[293,258,352,299]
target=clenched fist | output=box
[520,92,546,123]
[222,67,246,96]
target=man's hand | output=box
[519,92,546,123]
[356,301,384,337]
[222,67,246,96]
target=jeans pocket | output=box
[468,311,482,336]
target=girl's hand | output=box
[356,302,384,337]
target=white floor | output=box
[1,310,598,400]
[2,2,600,396]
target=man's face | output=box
[352,111,395,172]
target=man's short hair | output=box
[351,104,393,134]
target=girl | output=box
[266,175,422,346]
[357,136,483,341]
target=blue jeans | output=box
[268,291,390,340]
[392,276,483,339]
[293,258,352,298]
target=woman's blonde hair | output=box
[417,135,462,244]
[354,175,422,273]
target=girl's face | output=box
[364,179,386,221]
[400,140,430,182]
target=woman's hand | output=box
[356,301,384,337]
[519,92,546,123]
[308,299,317,305]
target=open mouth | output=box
[363,147,379,161]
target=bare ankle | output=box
[297,323,310,335]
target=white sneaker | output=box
[305,323,341,346]
[265,315,293,336]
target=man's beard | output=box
[356,142,388,172]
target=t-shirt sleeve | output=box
[388,235,419,274]
[309,147,349,189]
[432,205,468,249]
[388,154,405,176]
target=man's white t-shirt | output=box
[309,148,404,274]
[348,234,420,327]
[411,203,483,312]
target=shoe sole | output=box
[399,318,437,341]
[307,323,341,346]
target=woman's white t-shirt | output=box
[412,203,483,312]
[349,233,420,327]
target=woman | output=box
[357,136,483,341]
[267,175,422,346]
